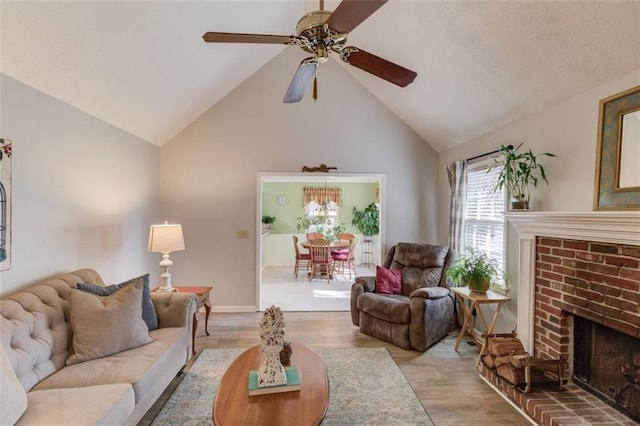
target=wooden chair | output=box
[309,239,333,283]
[332,232,355,255]
[292,235,311,278]
[332,238,357,280]
[306,232,323,241]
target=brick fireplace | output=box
[535,236,640,420]
[482,212,640,425]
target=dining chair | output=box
[332,232,355,256]
[332,238,357,279]
[306,232,323,241]
[309,238,333,283]
[292,235,311,278]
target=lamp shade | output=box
[148,222,185,253]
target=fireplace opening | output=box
[573,316,640,422]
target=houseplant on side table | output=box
[446,249,501,294]
[491,143,555,210]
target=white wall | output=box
[0,74,161,295]
[160,48,439,310]
[437,68,640,333]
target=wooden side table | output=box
[451,286,510,367]
[173,286,212,355]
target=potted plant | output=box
[296,215,320,233]
[490,143,555,210]
[261,215,276,234]
[446,249,500,294]
[322,223,346,241]
[351,203,379,237]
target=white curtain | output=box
[446,160,467,254]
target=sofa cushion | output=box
[0,344,28,425]
[17,384,134,426]
[357,292,411,324]
[375,265,402,294]
[35,327,188,403]
[67,278,153,365]
[77,273,158,331]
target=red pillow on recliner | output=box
[375,266,402,294]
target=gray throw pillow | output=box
[67,278,153,365]
[77,273,158,331]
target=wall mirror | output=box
[594,85,640,210]
[256,173,384,311]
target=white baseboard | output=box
[209,305,257,313]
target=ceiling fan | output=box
[202,0,417,103]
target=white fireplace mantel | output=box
[505,211,640,353]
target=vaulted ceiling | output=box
[2,1,639,151]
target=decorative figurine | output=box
[280,340,293,366]
[257,306,287,387]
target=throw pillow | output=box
[375,265,402,294]
[77,273,158,331]
[67,278,153,365]
[0,344,28,424]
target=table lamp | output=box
[148,222,185,292]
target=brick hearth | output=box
[480,364,637,426]
[479,228,640,425]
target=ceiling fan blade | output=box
[325,0,387,34]
[342,47,417,87]
[202,32,296,44]
[283,59,317,103]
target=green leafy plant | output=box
[447,249,500,292]
[351,203,379,236]
[322,223,346,241]
[296,215,320,231]
[490,143,555,206]
[261,215,276,224]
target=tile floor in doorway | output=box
[261,265,376,311]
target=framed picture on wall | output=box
[0,138,12,271]
[593,85,640,210]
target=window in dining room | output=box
[302,187,342,237]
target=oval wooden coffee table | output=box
[213,342,329,425]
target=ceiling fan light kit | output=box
[203,0,417,103]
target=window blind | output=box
[464,160,506,287]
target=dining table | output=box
[300,240,350,250]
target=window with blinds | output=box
[464,160,506,288]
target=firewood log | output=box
[494,355,512,368]
[509,354,530,368]
[497,363,525,385]
[488,337,526,356]
[483,353,496,369]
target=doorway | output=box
[256,173,385,311]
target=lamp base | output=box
[158,253,174,292]
[156,285,176,293]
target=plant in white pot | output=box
[261,215,276,234]
[446,249,501,294]
[490,143,555,210]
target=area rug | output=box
[152,347,434,425]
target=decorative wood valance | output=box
[301,164,337,173]
[303,187,342,207]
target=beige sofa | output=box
[0,269,197,425]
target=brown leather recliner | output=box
[351,242,456,351]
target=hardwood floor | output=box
[141,311,531,425]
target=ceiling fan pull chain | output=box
[313,67,318,102]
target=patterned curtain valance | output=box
[303,187,342,207]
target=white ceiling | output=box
[2,1,639,151]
